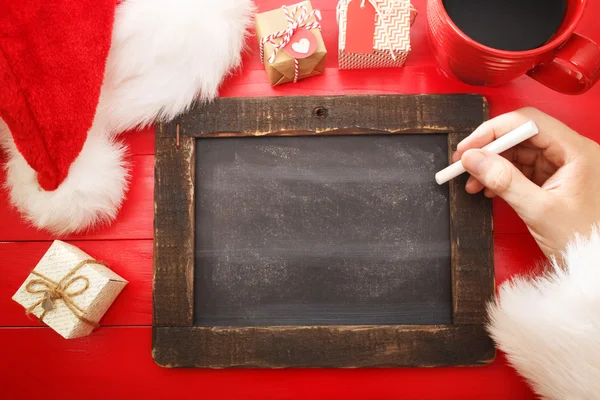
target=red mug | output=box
[427,0,600,94]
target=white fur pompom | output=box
[487,226,600,400]
[1,120,129,235]
[97,0,255,135]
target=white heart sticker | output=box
[291,38,310,54]
[283,29,317,59]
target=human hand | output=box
[452,107,600,259]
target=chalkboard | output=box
[153,94,495,369]
[194,134,452,327]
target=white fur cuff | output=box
[97,0,254,135]
[487,226,600,400]
[1,120,129,235]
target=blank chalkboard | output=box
[153,94,495,369]
[194,134,452,327]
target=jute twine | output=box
[25,259,107,328]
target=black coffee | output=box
[442,0,567,51]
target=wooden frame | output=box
[152,94,494,368]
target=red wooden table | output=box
[2,1,599,398]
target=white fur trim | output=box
[0,120,129,235]
[487,226,600,400]
[96,0,254,135]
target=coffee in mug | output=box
[442,0,567,51]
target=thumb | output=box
[461,149,547,218]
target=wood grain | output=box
[153,325,494,368]
[153,136,196,326]
[0,234,540,328]
[154,94,493,367]
[447,127,495,324]
[158,95,487,138]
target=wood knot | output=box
[312,107,328,118]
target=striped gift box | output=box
[337,0,416,69]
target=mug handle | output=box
[527,33,600,95]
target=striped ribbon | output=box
[259,5,322,83]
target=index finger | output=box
[452,107,584,165]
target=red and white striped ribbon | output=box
[259,5,322,82]
[293,58,299,83]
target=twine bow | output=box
[336,0,417,61]
[259,5,322,83]
[25,259,107,328]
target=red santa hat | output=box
[0,0,254,234]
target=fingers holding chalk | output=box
[461,139,547,193]
[455,107,584,166]
[456,108,542,154]
[461,149,547,217]
[461,149,488,175]
[465,175,485,194]
[435,120,539,185]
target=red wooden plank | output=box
[0,327,534,400]
[121,126,155,155]
[0,234,543,326]
[0,154,154,241]
[0,234,542,328]
[0,240,152,327]
[494,233,545,286]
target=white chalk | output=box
[435,120,539,185]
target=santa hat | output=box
[0,0,254,234]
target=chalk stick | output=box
[435,120,539,185]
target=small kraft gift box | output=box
[256,1,327,85]
[337,0,417,69]
[12,240,127,339]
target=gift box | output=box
[12,240,127,339]
[337,0,417,69]
[256,1,327,85]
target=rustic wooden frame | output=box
[153,94,494,368]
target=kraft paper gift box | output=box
[337,0,417,69]
[12,240,127,339]
[256,1,327,85]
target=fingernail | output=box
[462,150,488,175]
